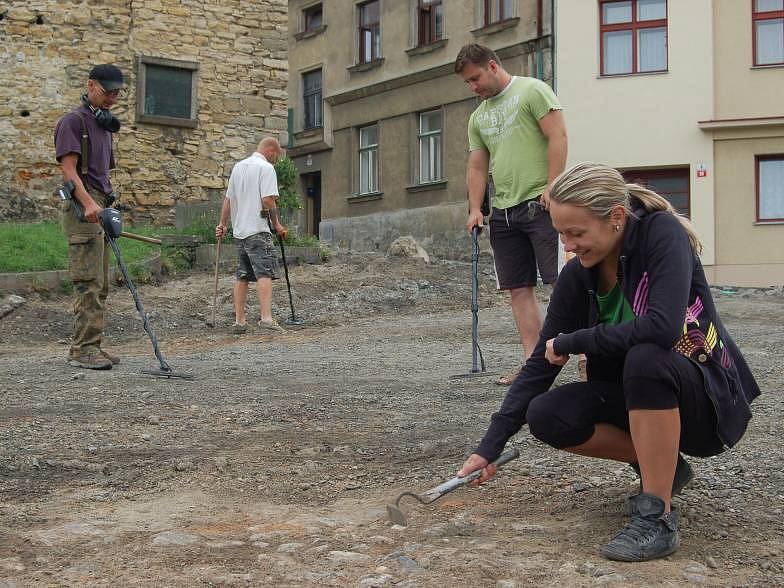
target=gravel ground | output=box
[1,251,782,586]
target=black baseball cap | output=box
[89,64,124,91]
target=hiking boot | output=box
[624,454,694,516]
[602,493,679,562]
[68,350,112,370]
[258,319,285,333]
[232,322,247,334]
[100,349,121,365]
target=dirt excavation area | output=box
[1,250,783,587]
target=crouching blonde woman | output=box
[458,162,759,561]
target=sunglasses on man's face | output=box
[95,82,124,98]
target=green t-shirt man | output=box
[468,76,562,210]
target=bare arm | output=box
[61,153,102,223]
[537,110,568,208]
[262,195,288,239]
[466,149,490,232]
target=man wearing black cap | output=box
[54,64,124,370]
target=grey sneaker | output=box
[68,350,113,370]
[258,319,285,333]
[623,454,693,516]
[100,349,121,365]
[602,493,680,562]
[232,322,247,334]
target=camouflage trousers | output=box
[61,195,110,356]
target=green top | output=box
[597,282,636,325]
[468,76,561,210]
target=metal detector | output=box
[450,225,494,380]
[98,208,193,379]
[275,233,304,327]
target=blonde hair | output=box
[549,162,702,254]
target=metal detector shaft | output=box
[105,234,171,373]
[276,234,300,323]
[421,448,520,502]
[470,226,480,373]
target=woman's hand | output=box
[545,338,570,366]
[457,453,497,486]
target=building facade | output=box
[0,0,288,226]
[556,0,784,286]
[287,0,554,257]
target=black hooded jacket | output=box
[476,208,760,461]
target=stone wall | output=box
[0,0,287,226]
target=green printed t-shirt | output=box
[597,283,636,325]
[468,76,561,210]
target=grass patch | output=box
[0,218,327,275]
[0,221,159,274]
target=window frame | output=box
[756,154,784,222]
[417,109,443,184]
[599,0,668,76]
[483,0,514,26]
[752,0,784,66]
[358,123,379,195]
[302,68,323,130]
[303,3,323,33]
[621,166,690,218]
[418,0,443,46]
[358,0,381,64]
[135,55,199,128]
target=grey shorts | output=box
[489,197,558,288]
[236,232,279,282]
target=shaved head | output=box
[257,137,283,163]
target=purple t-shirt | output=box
[54,104,115,195]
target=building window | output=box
[136,56,199,128]
[757,155,784,222]
[358,1,381,64]
[418,110,443,183]
[753,0,784,66]
[622,167,689,217]
[359,124,379,194]
[303,69,322,129]
[484,0,513,26]
[304,3,323,32]
[418,0,443,46]
[600,0,667,76]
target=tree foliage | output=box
[274,156,303,211]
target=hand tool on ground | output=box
[208,237,222,328]
[274,232,304,327]
[98,208,193,379]
[450,225,494,380]
[386,447,520,526]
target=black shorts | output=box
[235,232,279,282]
[489,198,558,289]
[525,343,725,458]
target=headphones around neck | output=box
[81,94,121,133]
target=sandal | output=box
[496,365,522,386]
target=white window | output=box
[753,0,784,66]
[600,0,667,76]
[757,156,784,222]
[359,124,379,194]
[418,110,442,184]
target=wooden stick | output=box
[211,238,222,327]
[119,231,162,245]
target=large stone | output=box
[387,236,430,264]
